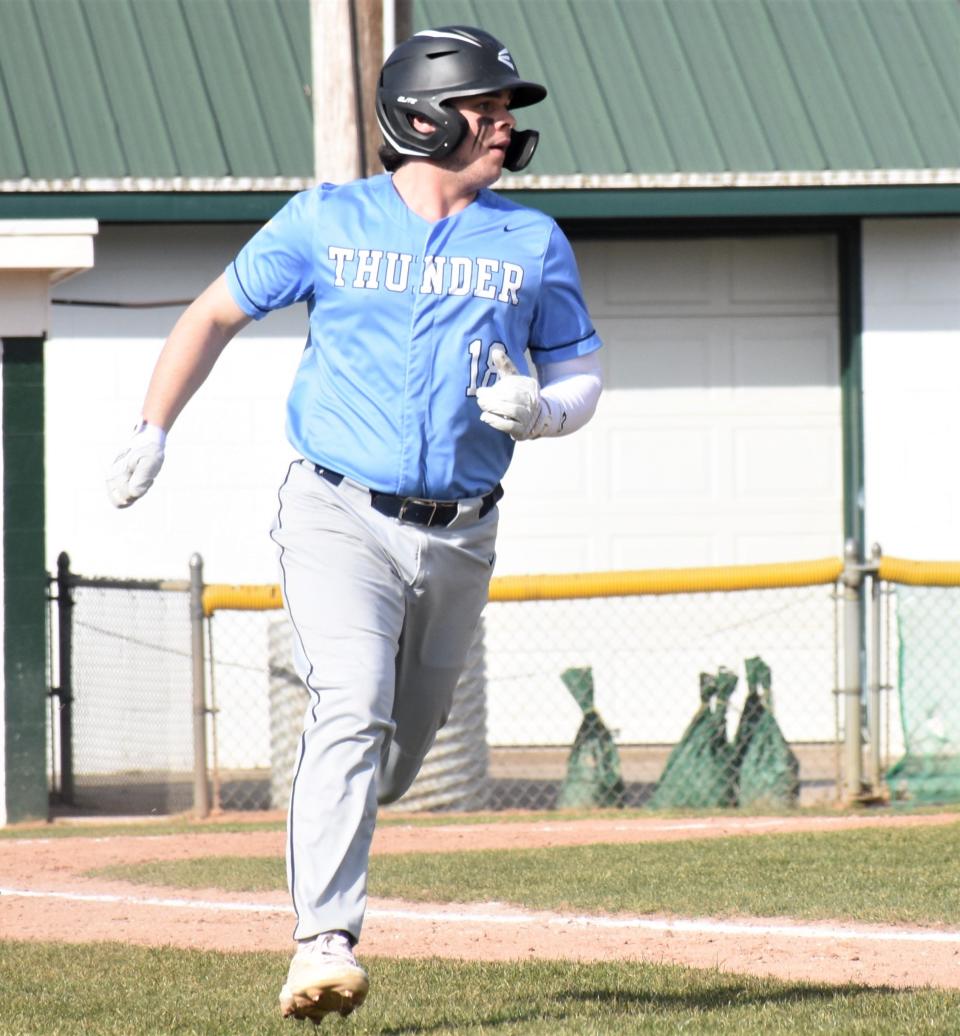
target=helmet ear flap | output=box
[377,96,470,161]
[428,106,469,160]
[503,129,539,172]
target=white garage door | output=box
[495,234,842,574]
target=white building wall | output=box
[862,218,960,559]
[47,224,304,585]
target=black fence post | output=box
[190,553,210,818]
[55,550,75,804]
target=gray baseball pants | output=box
[271,459,498,942]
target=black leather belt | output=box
[314,465,503,528]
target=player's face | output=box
[446,91,516,184]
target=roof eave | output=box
[3,169,959,195]
[3,175,960,223]
[0,176,314,194]
[496,169,960,190]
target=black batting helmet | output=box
[375,25,547,172]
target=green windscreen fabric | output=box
[887,587,960,804]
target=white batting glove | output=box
[106,420,167,508]
[476,347,554,441]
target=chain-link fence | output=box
[875,556,960,806]
[200,579,843,812]
[48,548,960,816]
[47,556,195,815]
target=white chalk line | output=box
[3,886,960,945]
[0,887,286,913]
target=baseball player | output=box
[107,25,602,1024]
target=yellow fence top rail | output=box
[202,557,843,614]
[488,557,844,602]
[878,556,960,586]
[203,583,284,616]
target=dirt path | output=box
[2,811,959,990]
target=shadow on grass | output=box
[375,977,900,1034]
[553,982,897,1008]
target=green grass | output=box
[87,823,960,925]
[87,853,285,892]
[1,940,958,1035]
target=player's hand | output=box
[106,421,166,508]
[476,347,549,441]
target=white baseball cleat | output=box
[279,931,369,1024]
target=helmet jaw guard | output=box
[503,129,539,173]
[375,25,546,172]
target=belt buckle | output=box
[399,497,437,525]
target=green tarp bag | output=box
[736,656,800,808]
[556,666,627,808]
[648,668,738,809]
[732,656,766,772]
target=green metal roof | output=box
[0,0,958,217]
[475,0,960,189]
[0,0,313,184]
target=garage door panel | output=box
[732,317,838,391]
[494,530,598,576]
[734,423,840,498]
[609,512,842,569]
[501,429,596,503]
[575,237,837,318]
[611,531,717,569]
[733,530,843,564]
[602,319,713,391]
[609,423,717,499]
[595,239,715,307]
[601,316,837,399]
[731,236,837,304]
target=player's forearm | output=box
[535,354,603,437]
[141,275,250,431]
[141,326,229,431]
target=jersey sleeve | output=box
[528,223,602,363]
[224,188,319,319]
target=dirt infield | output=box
[2,811,960,990]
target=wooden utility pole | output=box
[311,0,360,182]
[311,0,413,181]
[352,0,383,177]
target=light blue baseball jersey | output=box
[226,173,601,500]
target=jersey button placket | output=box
[409,220,453,498]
